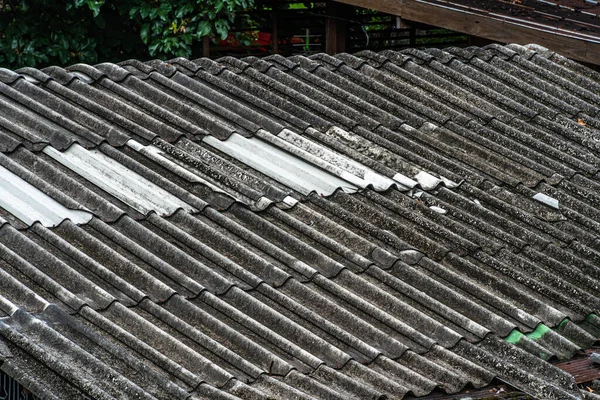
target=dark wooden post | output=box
[409,25,416,47]
[326,1,348,54]
[272,0,279,54]
[203,36,210,58]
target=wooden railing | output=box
[205,0,467,58]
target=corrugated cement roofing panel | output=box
[0,44,599,399]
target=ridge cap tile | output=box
[333,53,367,70]
[377,50,408,66]
[65,63,107,81]
[0,68,23,84]
[354,50,389,68]
[288,54,321,72]
[93,63,132,82]
[263,54,298,71]
[308,53,345,70]
[17,67,55,84]
[214,56,251,73]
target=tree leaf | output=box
[148,41,161,56]
[196,20,211,37]
[140,23,150,44]
[129,6,140,18]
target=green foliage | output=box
[0,0,254,68]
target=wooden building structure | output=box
[204,1,467,58]
[329,0,600,64]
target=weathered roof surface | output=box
[1,43,600,399]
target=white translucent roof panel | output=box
[43,144,196,216]
[203,133,358,196]
[0,165,93,227]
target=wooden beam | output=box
[333,0,600,65]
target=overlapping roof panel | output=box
[1,43,600,399]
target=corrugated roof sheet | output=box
[1,43,600,399]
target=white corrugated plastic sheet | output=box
[43,144,196,216]
[203,132,359,196]
[268,129,398,191]
[0,165,93,227]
